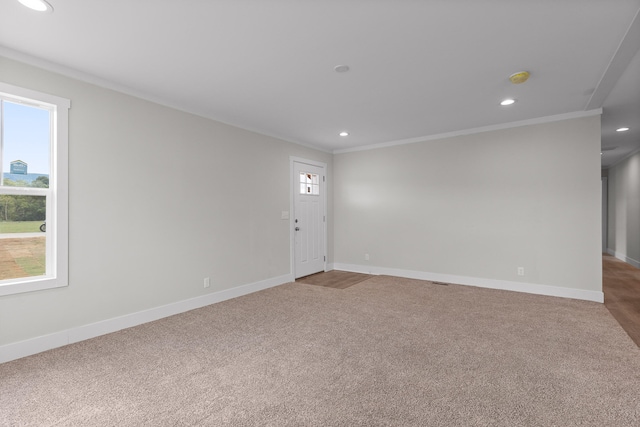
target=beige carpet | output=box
[2,275,640,426]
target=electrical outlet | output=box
[517,267,525,276]
[204,277,210,288]
[365,254,370,261]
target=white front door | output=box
[293,161,325,278]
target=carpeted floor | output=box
[2,276,640,426]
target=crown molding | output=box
[0,46,332,154]
[333,109,603,154]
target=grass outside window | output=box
[0,221,46,279]
[0,221,44,233]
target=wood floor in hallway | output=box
[603,254,640,347]
[296,270,373,289]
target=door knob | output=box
[295,227,300,231]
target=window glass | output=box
[2,101,50,188]
[299,172,319,195]
[0,100,50,283]
[0,194,46,280]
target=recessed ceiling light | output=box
[334,65,350,73]
[339,131,349,137]
[500,99,516,106]
[17,0,53,12]
[616,127,630,132]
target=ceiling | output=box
[1,0,639,165]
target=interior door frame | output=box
[602,176,608,253]
[290,156,327,278]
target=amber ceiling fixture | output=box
[509,71,530,84]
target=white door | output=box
[293,161,325,278]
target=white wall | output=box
[607,150,640,267]
[334,116,603,297]
[0,56,332,349]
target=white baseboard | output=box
[607,249,640,269]
[0,273,293,364]
[332,263,604,303]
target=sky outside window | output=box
[2,101,50,176]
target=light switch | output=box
[281,211,290,220]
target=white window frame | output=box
[0,82,69,296]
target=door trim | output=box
[290,157,327,278]
[602,176,608,253]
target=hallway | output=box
[603,254,640,347]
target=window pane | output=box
[2,101,50,188]
[299,171,321,195]
[0,194,47,280]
